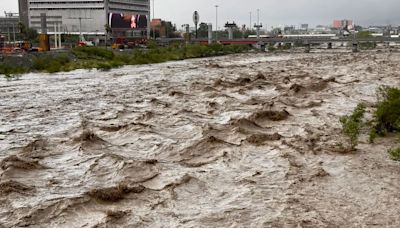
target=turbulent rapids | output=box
[1,51,400,227]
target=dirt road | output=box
[0,51,400,227]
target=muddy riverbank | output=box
[0,51,400,227]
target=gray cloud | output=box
[2,0,399,28]
[155,0,400,28]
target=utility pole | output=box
[215,5,218,41]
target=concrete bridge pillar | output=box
[328,42,332,49]
[259,42,266,52]
[304,42,311,53]
[227,27,233,40]
[352,42,358,53]
[208,24,213,44]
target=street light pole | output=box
[152,0,155,39]
[249,11,252,31]
[79,17,83,43]
[215,5,218,41]
[254,9,262,40]
[5,12,10,44]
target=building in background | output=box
[21,0,150,37]
[300,24,309,31]
[283,25,295,34]
[151,18,177,38]
[333,19,353,29]
[151,18,162,36]
[0,12,20,42]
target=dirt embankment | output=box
[0,51,400,227]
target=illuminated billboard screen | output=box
[109,13,148,29]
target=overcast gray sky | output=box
[2,0,400,28]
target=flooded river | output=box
[1,51,400,227]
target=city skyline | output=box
[2,0,400,28]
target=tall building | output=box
[300,24,308,31]
[333,19,353,29]
[22,0,150,37]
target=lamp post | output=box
[152,0,155,39]
[249,11,252,31]
[254,9,262,40]
[215,5,218,41]
[4,12,10,44]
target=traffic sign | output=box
[193,11,199,25]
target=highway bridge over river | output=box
[193,37,400,52]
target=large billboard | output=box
[109,13,148,29]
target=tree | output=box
[244,30,257,38]
[159,21,178,38]
[356,31,372,38]
[18,22,38,41]
[104,24,112,47]
[354,25,363,32]
[197,22,209,38]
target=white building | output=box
[22,0,150,36]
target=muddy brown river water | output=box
[0,51,400,227]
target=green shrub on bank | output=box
[373,86,400,135]
[340,103,366,150]
[184,45,213,58]
[268,46,276,52]
[388,148,400,161]
[32,54,70,73]
[280,43,292,50]
[359,42,377,50]
[369,128,378,143]
[71,47,115,60]
[0,63,27,77]
[208,44,224,54]
[339,87,400,158]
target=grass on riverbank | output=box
[0,44,250,76]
